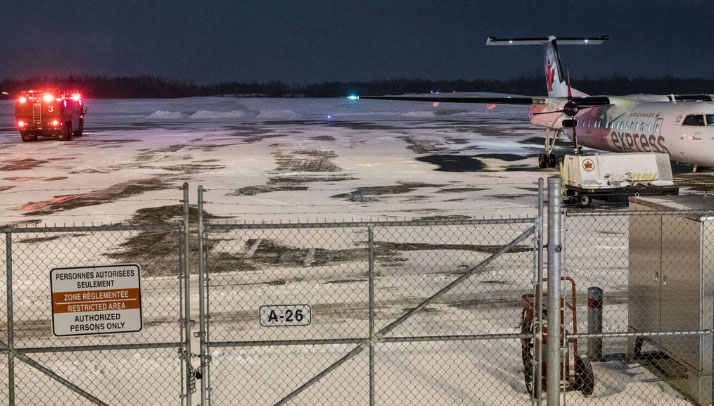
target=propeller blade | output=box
[532,109,565,116]
[567,70,572,100]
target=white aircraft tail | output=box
[486,35,608,98]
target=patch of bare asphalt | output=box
[20,177,174,216]
[331,182,446,202]
[268,175,356,184]
[228,185,308,196]
[212,237,521,272]
[273,149,340,172]
[106,205,224,277]
[477,153,530,162]
[311,135,336,141]
[4,177,43,181]
[227,175,358,197]
[519,136,572,148]
[0,158,49,171]
[487,194,533,199]
[135,145,187,162]
[329,122,401,130]
[401,137,447,154]
[145,162,226,174]
[416,155,486,172]
[416,215,474,221]
[436,187,487,193]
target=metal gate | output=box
[196,187,542,405]
[0,223,188,405]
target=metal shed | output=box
[628,195,714,405]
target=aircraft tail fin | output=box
[486,35,608,98]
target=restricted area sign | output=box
[50,264,142,337]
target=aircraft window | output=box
[682,115,705,126]
[587,119,591,127]
[618,121,623,129]
[655,123,660,132]
[630,122,635,130]
[648,123,652,132]
[639,122,645,131]
[625,122,630,130]
[706,114,714,125]
[605,121,610,129]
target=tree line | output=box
[1,74,714,99]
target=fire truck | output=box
[15,90,86,142]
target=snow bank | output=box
[256,109,298,120]
[146,110,185,119]
[190,110,246,119]
[401,111,436,118]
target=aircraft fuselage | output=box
[530,97,714,166]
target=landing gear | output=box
[539,128,561,169]
[538,153,558,169]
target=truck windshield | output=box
[706,114,714,125]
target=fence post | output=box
[6,232,14,406]
[546,176,562,406]
[368,225,375,406]
[535,178,544,405]
[587,287,603,361]
[182,183,193,406]
[197,186,207,406]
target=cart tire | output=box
[579,194,591,207]
[21,132,36,142]
[520,307,535,394]
[73,118,83,137]
[575,355,595,396]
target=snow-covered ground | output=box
[0,97,704,405]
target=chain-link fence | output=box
[2,181,714,406]
[202,216,539,406]
[563,209,714,406]
[0,224,188,405]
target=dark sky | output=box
[1,1,711,84]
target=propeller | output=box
[532,71,582,154]
[567,73,580,154]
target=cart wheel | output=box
[575,355,595,396]
[21,132,36,142]
[520,307,535,394]
[579,194,591,207]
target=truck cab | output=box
[15,90,87,142]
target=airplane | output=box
[356,36,714,169]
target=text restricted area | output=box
[50,264,142,336]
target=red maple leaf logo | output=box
[582,159,595,171]
[545,61,555,92]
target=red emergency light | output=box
[18,97,27,104]
[17,120,25,128]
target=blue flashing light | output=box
[327,114,332,120]
[347,95,359,101]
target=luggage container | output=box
[562,152,678,206]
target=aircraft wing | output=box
[356,94,611,107]
[357,94,543,105]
